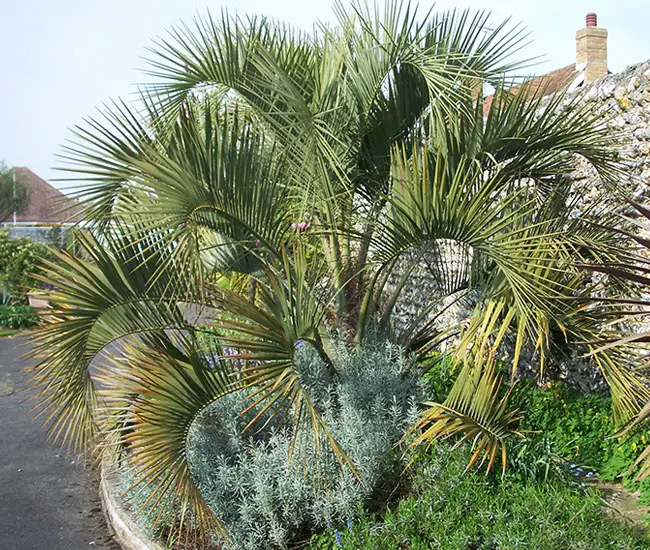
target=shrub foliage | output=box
[182,340,421,548]
[0,229,53,305]
[0,304,37,329]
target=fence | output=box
[0,224,69,244]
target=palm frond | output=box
[482,82,624,188]
[408,302,521,476]
[61,98,293,291]
[211,245,358,476]
[27,228,198,453]
[99,333,233,543]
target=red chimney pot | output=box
[586,13,597,27]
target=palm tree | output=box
[28,0,646,540]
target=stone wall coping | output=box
[99,461,166,550]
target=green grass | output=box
[0,328,19,337]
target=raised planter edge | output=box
[99,462,165,550]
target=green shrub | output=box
[421,359,612,482]
[0,230,54,304]
[421,353,458,401]
[514,381,613,470]
[0,304,37,328]
[309,446,650,550]
[510,380,650,504]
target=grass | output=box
[0,328,19,337]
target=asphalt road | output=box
[0,336,119,550]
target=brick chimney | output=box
[576,12,608,83]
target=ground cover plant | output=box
[27,1,650,547]
[517,382,650,504]
[309,444,650,550]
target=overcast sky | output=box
[1,1,649,190]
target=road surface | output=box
[0,336,118,550]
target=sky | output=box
[1,0,649,191]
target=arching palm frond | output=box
[27,228,200,453]
[57,98,157,226]
[426,77,623,198]
[408,302,522,476]
[145,10,333,218]
[409,362,521,476]
[98,333,235,544]
[550,282,650,425]
[120,101,292,284]
[330,2,529,200]
[146,11,317,129]
[423,7,531,78]
[483,84,623,188]
[62,97,293,291]
[371,148,568,330]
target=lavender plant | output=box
[185,339,422,549]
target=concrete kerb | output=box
[99,459,165,550]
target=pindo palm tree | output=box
[27,0,648,541]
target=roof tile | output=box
[4,167,85,224]
[483,64,580,116]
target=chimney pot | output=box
[577,13,607,82]
[586,12,597,27]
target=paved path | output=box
[0,336,119,550]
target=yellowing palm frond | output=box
[408,300,522,476]
[99,334,234,543]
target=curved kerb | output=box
[99,463,165,550]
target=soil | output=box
[595,480,650,533]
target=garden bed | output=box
[104,444,650,550]
[104,368,650,549]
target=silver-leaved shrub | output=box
[186,339,423,549]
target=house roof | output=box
[3,167,85,224]
[483,64,582,117]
